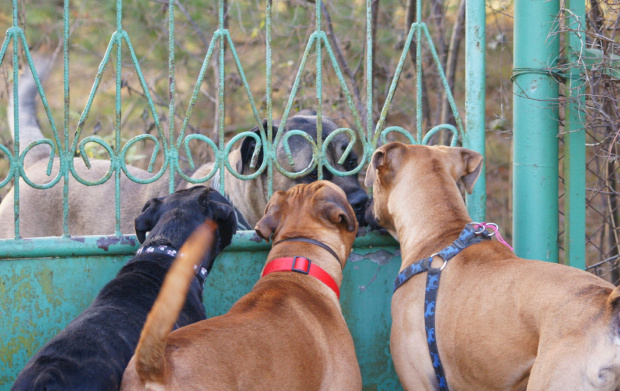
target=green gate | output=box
[0,0,487,388]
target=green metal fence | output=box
[0,0,487,388]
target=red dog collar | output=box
[262,256,340,299]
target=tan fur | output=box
[1,59,363,237]
[0,159,170,237]
[121,181,362,391]
[0,120,353,238]
[134,221,216,385]
[366,142,620,391]
[185,147,269,227]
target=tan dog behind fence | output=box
[365,142,620,391]
[0,58,368,237]
[121,181,361,391]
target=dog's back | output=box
[123,263,359,391]
[366,143,620,390]
[123,182,361,390]
[514,256,620,390]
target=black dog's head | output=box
[238,109,369,226]
[134,186,237,273]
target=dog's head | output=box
[238,110,368,226]
[134,186,237,273]
[364,142,483,237]
[254,181,358,265]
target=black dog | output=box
[12,186,238,391]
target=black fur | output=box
[239,119,279,175]
[238,111,369,226]
[12,186,237,391]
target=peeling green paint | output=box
[0,257,126,389]
[0,244,403,390]
[34,267,62,308]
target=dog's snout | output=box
[347,190,369,226]
[364,198,381,230]
[348,190,369,213]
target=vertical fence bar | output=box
[168,0,176,194]
[63,0,71,236]
[217,0,226,195]
[113,0,123,236]
[315,0,323,179]
[12,0,20,239]
[415,0,422,142]
[563,0,586,268]
[513,0,560,262]
[464,0,486,221]
[265,0,273,196]
[366,0,373,142]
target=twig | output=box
[320,1,364,124]
[405,0,431,127]
[439,0,465,129]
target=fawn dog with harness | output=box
[365,142,620,391]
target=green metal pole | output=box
[564,0,586,269]
[168,0,177,194]
[513,0,560,262]
[464,0,486,221]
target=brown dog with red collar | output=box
[121,180,361,390]
[365,142,620,390]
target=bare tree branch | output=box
[320,1,364,126]
[370,0,380,125]
[439,0,466,128]
[405,0,431,128]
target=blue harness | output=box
[393,224,491,391]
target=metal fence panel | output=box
[0,235,403,390]
[0,0,484,389]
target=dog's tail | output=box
[134,221,217,387]
[7,55,55,167]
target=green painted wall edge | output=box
[0,238,403,390]
[0,230,397,259]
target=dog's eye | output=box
[344,157,358,170]
[307,169,318,181]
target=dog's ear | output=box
[316,185,358,232]
[364,150,383,188]
[319,200,357,232]
[238,119,279,174]
[365,142,406,188]
[457,148,483,194]
[199,189,238,245]
[210,201,237,248]
[134,198,162,244]
[254,191,286,242]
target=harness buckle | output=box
[472,222,496,237]
[291,256,311,275]
[429,253,449,271]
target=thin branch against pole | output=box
[405,0,431,128]
[175,0,210,48]
[370,0,380,124]
[440,0,466,128]
[589,0,604,33]
[212,0,229,141]
[430,0,447,69]
[429,0,448,125]
[320,1,364,127]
